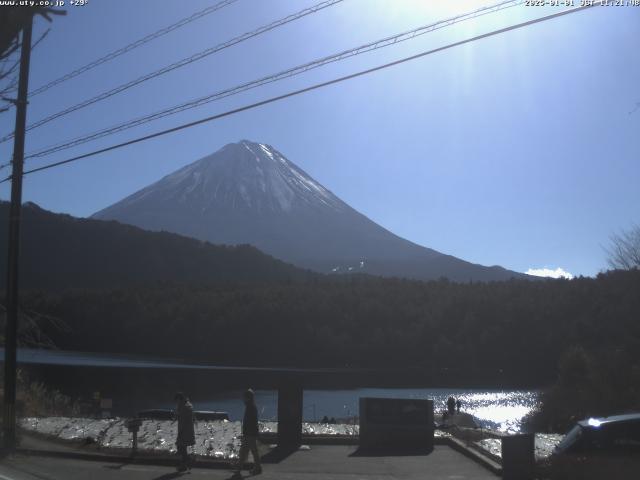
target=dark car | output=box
[546,413,640,480]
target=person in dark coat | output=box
[234,389,262,476]
[447,396,456,416]
[456,399,462,414]
[175,392,195,472]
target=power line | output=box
[0,0,344,144]
[23,0,524,161]
[28,0,240,97]
[0,29,50,100]
[0,2,597,184]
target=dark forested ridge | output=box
[3,200,639,413]
[0,201,314,290]
[20,269,640,388]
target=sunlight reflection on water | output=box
[453,391,539,433]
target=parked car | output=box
[544,413,640,479]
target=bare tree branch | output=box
[0,27,51,116]
[606,224,640,270]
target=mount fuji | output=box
[92,140,525,282]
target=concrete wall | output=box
[359,397,434,451]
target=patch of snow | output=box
[259,144,275,161]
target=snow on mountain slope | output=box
[120,141,344,214]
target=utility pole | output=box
[3,12,34,451]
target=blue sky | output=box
[0,0,638,278]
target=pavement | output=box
[0,445,498,480]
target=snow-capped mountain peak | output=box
[93,140,525,281]
[143,140,343,214]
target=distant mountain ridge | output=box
[0,201,312,290]
[93,140,527,282]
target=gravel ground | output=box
[19,417,358,460]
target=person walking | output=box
[175,392,195,472]
[447,396,456,416]
[234,389,262,476]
